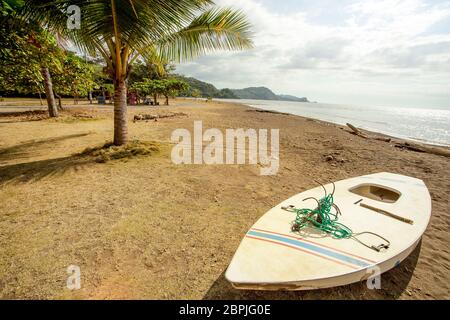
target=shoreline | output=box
[212,98,450,148]
[210,98,450,155]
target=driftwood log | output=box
[246,109,290,116]
[346,123,368,138]
[346,123,450,158]
[346,123,391,142]
[133,112,187,122]
[394,142,450,158]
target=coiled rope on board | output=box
[289,193,352,239]
[282,182,391,252]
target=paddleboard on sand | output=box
[225,172,431,290]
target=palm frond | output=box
[156,7,254,62]
[22,0,215,51]
[20,1,253,74]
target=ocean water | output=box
[217,99,450,146]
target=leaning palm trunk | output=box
[113,79,128,145]
[41,66,58,117]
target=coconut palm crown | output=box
[23,0,253,145]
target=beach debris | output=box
[394,142,450,158]
[133,112,188,122]
[323,154,346,164]
[346,123,367,138]
[134,114,157,121]
[346,123,450,158]
[71,112,95,119]
[346,123,391,142]
[246,109,290,115]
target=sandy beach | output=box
[0,98,449,299]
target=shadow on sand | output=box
[203,240,422,300]
[0,110,48,123]
[0,155,93,185]
[0,133,90,163]
[0,133,93,185]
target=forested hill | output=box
[175,75,309,102]
[175,75,238,98]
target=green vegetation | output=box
[128,60,188,105]
[21,0,253,145]
[0,0,64,116]
[52,53,97,108]
[175,75,238,98]
[231,87,309,102]
[231,86,278,100]
[130,78,189,105]
[174,76,309,101]
[0,1,99,112]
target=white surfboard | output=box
[225,172,431,290]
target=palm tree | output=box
[23,0,253,145]
[2,0,60,117]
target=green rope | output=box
[287,193,391,251]
[290,194,353,239]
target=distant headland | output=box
[176,75,310,102]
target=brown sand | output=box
[0,98,449,299]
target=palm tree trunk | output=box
[113,79,128,145]
[41,67,58,117]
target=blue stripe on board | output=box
[247,230,370,268]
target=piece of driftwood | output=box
[133,112,187,122]
[346,123,367,137]
[394,142,450,158]
[346,122,449,157]
[247,109,290,116]
[346,123,391,142]
[373,136,392,142]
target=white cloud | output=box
[175,0,450,108]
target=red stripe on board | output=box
[251,227,376,264]
[245,235,359,270]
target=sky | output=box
[175,0,450,108]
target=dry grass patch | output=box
[0,108,103,123]
[80,140,161,163]
[0,110,48,121]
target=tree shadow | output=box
[0,154,93,185]
[0,110,48,123]
[0,133,90,163]
[203,240,422,300]
[0,133,94,185]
